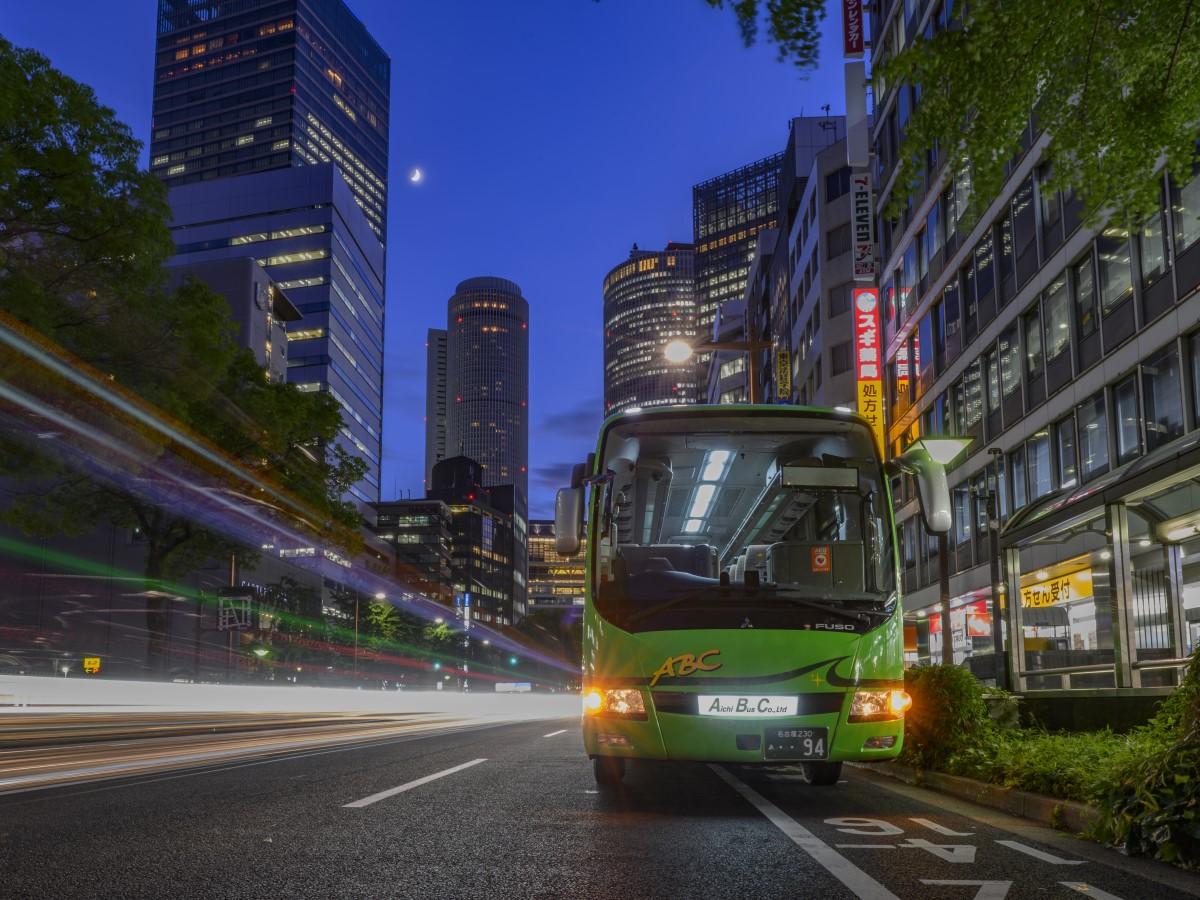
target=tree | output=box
[0,37,366,673]
[706,0,1200,227]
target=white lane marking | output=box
[543,729,568,738]
[920,881,1011,899]
[1061,883,1125,899]
[826,816,904,835]
[343,758,487,809]
[835,843,896,849]
[995,840,1085,865]
[710,765,901,900]
[898,838,976,863]
[911,816,973,836]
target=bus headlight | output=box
[583,688,647,719]
[849,689,912,722]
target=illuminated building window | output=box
[231,233,268,246]
[152,155,169,166]
[277,275,326,290]
[271,224,328,240]
[236,134,254,146]
[295,382,321,392]
[167,164,186,175]
[258,249,329,266]
[287,328,325,341]
[272,139,290,151]
[255,116,273,128]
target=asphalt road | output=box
[1,718,1198,900]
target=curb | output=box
[850,760,1100,835]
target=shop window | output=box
[1056,415,1078,490]
[999,324,1021,399]
[1009,445,1027,509]
[1114,374,1141,464]
[1016,513,1115,688]
[1097,230,1133,314]
[1077,392,1110,481]
[1023,305,1043,379]
[1142,343,1185,451]
[1171,155,1200,253]
[1127,509,1177,682]
[1073,252,1099,339]
[1028,430,1053,499]
[1043,275,1070,361]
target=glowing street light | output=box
[373,591,386,601]
[663,339,694,364]
[434,616,444,625]
[252,647,270,658]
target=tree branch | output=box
[1161,0,1194,96]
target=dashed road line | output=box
[920,881,1011,899]
[543,729,568,738]
[995,839,1085,865]
[710,764,901,900]
[343,758,487,809]
[1061,883,1125,899]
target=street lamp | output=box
[373,591,386,601]
[663,330,772,404]
[434,616,444,625]
[252,647,269,658]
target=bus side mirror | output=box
[887,450,952,535]
[555,487,584,555]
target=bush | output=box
[899,664,990,771]
[1094,650,1200,868]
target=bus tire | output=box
[593,756,625,787]
[801,761,842,786]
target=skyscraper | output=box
[440,277,529,500]
[151,0,390,238]
[151,0,391,505]
[692,153,783,338]
[603,242,697,416]
[424,328,448,489]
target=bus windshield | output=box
[592,412,895,633]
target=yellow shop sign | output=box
[1020,570,1093,609]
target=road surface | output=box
[1,716,1197,899]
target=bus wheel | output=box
[801,761,842,786]
[593,756,626,787]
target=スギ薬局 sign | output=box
[853,287,884,452]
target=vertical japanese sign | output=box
[851,171,874,281]
[853,287,885,452]
[842,0,865,56]
[775,350,791,400]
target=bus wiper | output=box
[745,590,876,623]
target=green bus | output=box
[554,405,956,787]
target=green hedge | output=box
[898,651,1200,869]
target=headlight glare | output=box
[583,687,646,719]
[849,689,911,722]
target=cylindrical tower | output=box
[446,276,529,498]
[603,242,697,417]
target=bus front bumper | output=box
[583,700,904,764]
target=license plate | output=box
[764,727,828,760]
[696,695,799,717]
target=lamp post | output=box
[892,437,973,668]
[663,314,771,404]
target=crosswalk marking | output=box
[1060,883,1125,899]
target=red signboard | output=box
[853,287,884,450]
[842,0,865,56]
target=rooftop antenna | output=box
[818,105,838,144]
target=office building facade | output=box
[603,242,697,416]
[427,457,527,625]
[424,328,448,488]
[371,499,453,605]
[165,257,301,383]
[152,0,390,238]
[527,521,586,612]
[168,163,385,503]
[872,0,1200,693]
[441,277,529,499]
[693,153,783,340]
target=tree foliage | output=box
[704,0,827,72]
[878,0,1200,227]
[0,36,366,671]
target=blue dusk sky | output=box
[1,1,847,517]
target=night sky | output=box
[2,1,845,517]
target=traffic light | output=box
[508,656,518,666]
